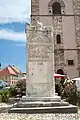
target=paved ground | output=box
[0,103,80,120]
[0,113,79,120]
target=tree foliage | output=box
[15,79,26,96]
[55,79,78,105]
[16,79,26,91]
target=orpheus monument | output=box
[26,21,56,99]
[9,21,77,113]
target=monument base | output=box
[8,96,77,113]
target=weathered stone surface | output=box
[52,16,64,72]
[31,0,39,21]
[9,105,77,113]
[26,22,55,97]
[9,21,77,113]
[73,0,80,70]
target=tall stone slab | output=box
[26,22,55,97]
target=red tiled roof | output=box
[8,67,17,75]
[9,65,21,74]
[0,66,17,76]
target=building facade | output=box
[0,65,24,86]
[31,0,80,78]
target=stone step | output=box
[9,105,77,113]
[21,96,61,102]
[17,101,69,108]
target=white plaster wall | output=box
[64,51,78,78]
[39,0,52,24]
[40,17,53,26]
[39,0,49,15]
[63,16,78,78]
[63,16,76,49]
[63,0,74,14]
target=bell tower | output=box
[31,0,79,78]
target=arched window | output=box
[57,69,64,75]
[56,34,61,44]
[52,2,61,14]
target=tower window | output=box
[56,34,61,44]
[52,2,61,14]
[68,60,74,66]
[49,10,51,13]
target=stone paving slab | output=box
[0,113,79,120]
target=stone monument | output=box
[26,21,55,98]
[9,22,77,113]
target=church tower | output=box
[31,0,80,78]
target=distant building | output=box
[0,65,24,86]
[31,0,80,79]
[9,65,24,80]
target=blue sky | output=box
[0,0,31,72]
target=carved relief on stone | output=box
[26,22,53,43]
[29,34,52,43]
[28,44,53,60]
[26,22,54,62]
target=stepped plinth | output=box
[9,95,77,113]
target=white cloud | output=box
[0,18,30,24]
[0,29,26,42]
[15,43,26,47]
[0,0,31,23]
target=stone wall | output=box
[73,0,80,69]
[31,0,39,21]
[53,16,65,72]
